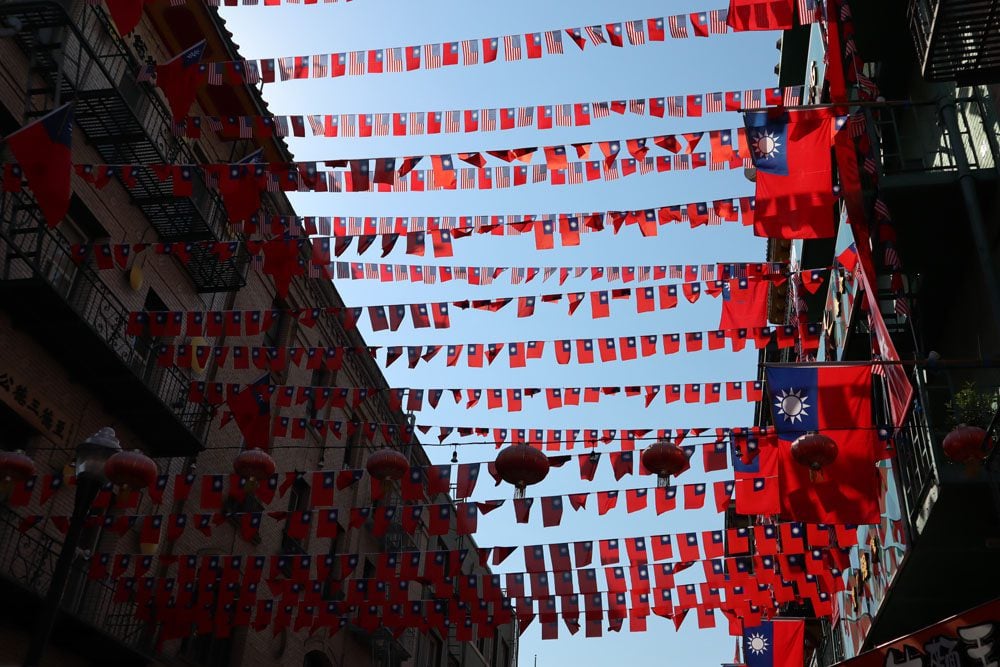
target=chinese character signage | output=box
[838,597,1000,667]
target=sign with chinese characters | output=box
[838,597,1000,667]
[0,371,69,444]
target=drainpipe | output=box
[938,97,1000,335]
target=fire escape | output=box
[908,0,1000,83]
[0,0,251,455]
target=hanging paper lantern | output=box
[233,448,276,492]
[942,424,993,465]
[366,448,409,481]
[791,432,838,480]
[495,444,549,498]
[640,440,688,484]
[0,450,36,496]
[104,449,158,501]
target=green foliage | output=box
[945,382,997,428]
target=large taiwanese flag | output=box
[765,364,881,524]
[727,0,794,31]
[743,619,804,667]
[156,40,207,121]
[744,108,838,239]
[4,104,73,227]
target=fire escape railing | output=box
[908,0,1000,84]
[0,0,249,292]
[0,507,153,657]
[0,187,212,444]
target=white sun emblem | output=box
[751,129,782,161]
[746,633,769,655]
[775,388,810,423]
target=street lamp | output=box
[23,427,122,667]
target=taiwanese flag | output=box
[733,432,780,515]
[720,278,769,329]
[765,364,881,524]
[727,0,794,32]
[225,377,273,450]
[431,154,457,189]
[105,0,146,35]
[744,109,838,239]
[743,619,804,667]
[155,40,207,121]
[4,104,73,227]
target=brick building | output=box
[0,0,515,665]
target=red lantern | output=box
[366,448,409,481]
[640,440,688,485]
[104,450,158,501]
[942,424,993,465]
[0,450,36,496]
[234,448,276,492]
[495,444,549,497]
[791,432,838,480]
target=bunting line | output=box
[169,86,802,138]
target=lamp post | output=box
[23,427,122,667]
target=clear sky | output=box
[219,2,780,664]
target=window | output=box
[306,367,330,420]
[280,477,311,559]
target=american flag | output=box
[674,155,690,170]
[374,113,390,136]
[874,198,892,220]
[307,115,323,135]
[706,92,724,113]
[460,168,476,189]
[894,295,911,318]
[669,265,683,279]
[640,157,655,174]
[386,48,405,72]
[625,20,646,45]
[273,116,289,137]
[339,114,356,137]
[278,57,294,80]
[393,265,408,281]
[533,164,546,183]
[207,63,224,85]
[545,30,564,54]
[603,163,620,181]
[783,85,804,106]
[798,0,821,23]
[709,9,729,33]
[667,15,688,38]
[849,113,867,138]
[503,35,522,60]
[667,96,685,117]
[591,102,611,118]
[311,54,328,77]
[555,104,573,126]
[392,172,409,191]
[348,51,365,76]
[568,163,584,184]
[424,43,442,69]
[628,98,646,115]
[481,108,497,131]
[584,25,606,45]
[444,110,461,133]
[517,106,534,126]
[462,39,479,64]
[408,112,425,134]
[495,166,511,188]
[239,116,253,138]
[743,89,763,109]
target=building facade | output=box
[0,0,515,665]
[732,1,1000,664]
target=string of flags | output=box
[169,86,803,138]
[148,322,819,373]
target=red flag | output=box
[4,105,73,227]
[155,41,207,121]
[720,278,769,329]
[765,364,881,524]
[727,0,794,31]
[745,108,838,239]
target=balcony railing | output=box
[0,0,248,291]
[909,0,1000,84]
[0,508,152,657]
[865,93,1000,180]
[0,187,210,454]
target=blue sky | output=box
[219,2,780,663]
